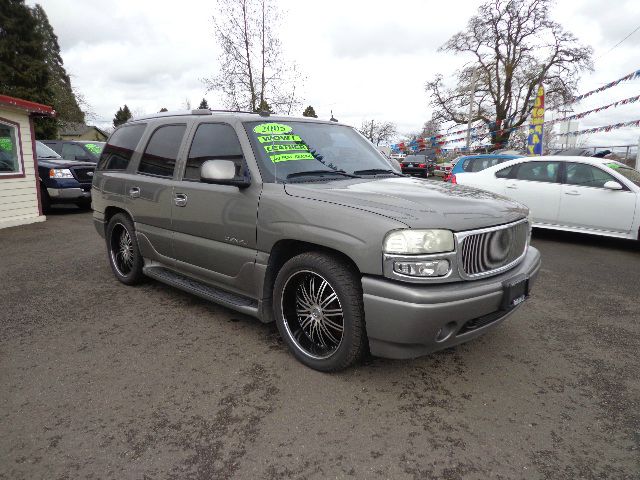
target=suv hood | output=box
[284,176,527,231]
[37,158,95,169]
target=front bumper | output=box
[362,246,541,359]
[401,167,433,177]
[47,186,91,201]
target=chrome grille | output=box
[459,220,529,278]
[71,166,95,183]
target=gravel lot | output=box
[1,208,638,479]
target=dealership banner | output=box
[527,85,545,155]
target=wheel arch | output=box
[104,206,133,230]
[259,239,361,323]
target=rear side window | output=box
[97,124,146,170]
[514,161,560,183]
[495,165,514,178]
[138,124,186,178]
[184,123,243,181]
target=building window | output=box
[0,121,21,175]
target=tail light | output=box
[450,174,457,184]
[418,163,426,168]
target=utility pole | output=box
[465,70,478,150]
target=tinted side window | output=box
[565,163,616,188]
[184,123,243,181]
[138,124,186,178]
[461,158,473,172]
[495,165,514,178]
[515,161,560,183]
[97,124,146,170]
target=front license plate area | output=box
[501,275,529,310]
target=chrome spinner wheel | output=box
[280,270,345,360]
[109,223,135,277]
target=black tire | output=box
[106,213,145,285]
[40,184,51,214]
[76,200,92,211]
[273,252,366,372]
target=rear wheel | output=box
[106,213,145,285]
[273,252,366,372]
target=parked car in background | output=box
[435,157,461,177]
[446,154,524,181]
[452,155,640,240]
[41,140,105,163]
[400,153,436,177]
[36,141,95,212]
[91,110,540,371]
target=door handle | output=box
[174,193,188,207]
[506,184,517,189]
[564,191,580,196]
[129,186,140,198]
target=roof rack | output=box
[132,108,262,121]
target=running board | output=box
[143,266,259,318]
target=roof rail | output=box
[132,108,263,122]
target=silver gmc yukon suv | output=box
[91,110,541,371]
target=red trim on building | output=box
[29,117,43,216]
[0,95,55,117]
[0,115,26,180]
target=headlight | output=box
[384,229,455,254]
[49,168,74,179]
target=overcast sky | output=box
[30,0,640,149]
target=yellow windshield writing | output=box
[270,152,315,163]
[253,123,292,134]
[257,134,302,143]
[264,143,309,153]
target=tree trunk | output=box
[241,0,256,111]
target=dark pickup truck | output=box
[36,141,95,212]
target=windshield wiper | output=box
[353,168,402,176]
[286,169,360,181]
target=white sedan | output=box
[452,156,640,240]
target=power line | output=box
[595,24,640,60]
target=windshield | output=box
[36,141,61,159]
[244,121,399,182]
[608,163,640,187]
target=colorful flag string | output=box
[570,69,640,103]
[555,119,640,137]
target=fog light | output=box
[393,259,450,277]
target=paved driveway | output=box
[1,210,638,479]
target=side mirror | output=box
[200,159,250,188]
[603,180,623,191]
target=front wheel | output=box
[273,252,367,372]
[106,213,145,285]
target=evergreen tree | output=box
[197,98,209,109]
[113,105,132,127]
[0,0,56,138]
[256,99,271,113]
[302,105,317,118]
[31,4,84,125]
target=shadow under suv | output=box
[91,110,541,371]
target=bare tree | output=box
[359,120,398,146]
[204,0,302,113]
[425,0,592,148]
